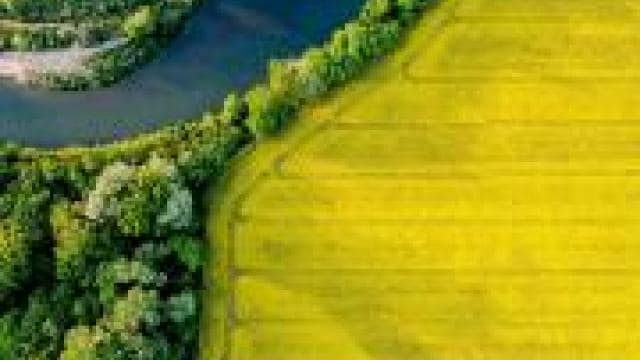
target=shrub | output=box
[0,315,15,358]
[12,292,64,359]
[51,201,97,280]
[157,183,193,232]
[61,288,163,360]
[361,0,396,21]
[245,85,294,138]
[96,259,166,308]
[58,325,103,360]
[0,219,32,302]
[221,93,247,127]
[122,6,158,39]
[168,236,203,274]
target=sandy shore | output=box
[0,39,125,82]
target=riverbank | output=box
[0,39,125,83]
[0,0,364,147]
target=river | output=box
[0,0,363,147]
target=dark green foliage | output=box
[165,290,199,359]
[60,287,164,360]
[0,219,32,301]
[178,125,247,189]
[0,315,15,358]
[96,259,166,308]
[169,236,203,274]
[361,0,396,21]
[10,291,66,359]
[51,201,97,281]
[246,84,291,138]
[221,93,248,128]
[0,24,112,51]
[133,242,171,268]
[0,0,154,23]
[0,180,49,305]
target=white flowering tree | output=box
[84,156,193,237]
[85,162,135,222]
[157,183,193,231]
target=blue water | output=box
[0,0,363,147]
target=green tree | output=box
[85,157,193,237]
[122,5,157,39]
[61,288,163,360]
[221,93,247,127]
[96,259,165,308]
[51,201,97,280]
[0,219,31,302]
[0,315,15,359]
[169,235,203,274]
[12,292,63,359]
[361,0,395,21]
[59,325,103,360]
[245,85,292,138]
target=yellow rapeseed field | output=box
[202,0,640,358]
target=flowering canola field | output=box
[202,0,640,358]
